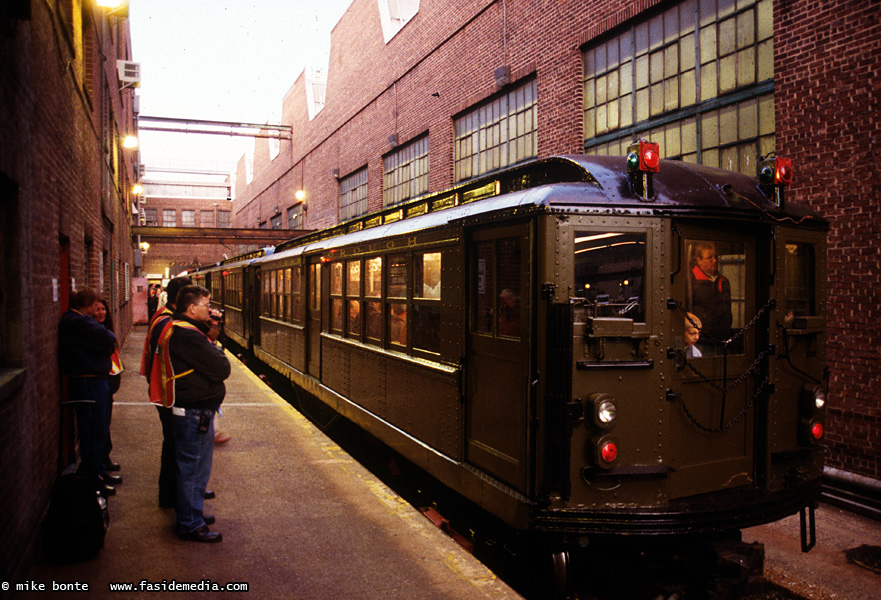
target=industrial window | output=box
[200,210,214,227]
[287,204,303,230]
[378,0,419,42]
[583,0,775,176]
[383,135,429,206]
[454,79,537,182]
[144,208,158,226]
[339,167,368,221]
[181,210,195,227]
[162,209,176,227]
[217,210,231,228]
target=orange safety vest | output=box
[150,319,206,408]
[109,346,123,376]
[140,307,172,378]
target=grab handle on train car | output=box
[670,225,682,283]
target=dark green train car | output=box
[208,154,827,582]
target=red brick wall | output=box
[235,0,880,482]
[0,2,138,582]
[775,0,881,478]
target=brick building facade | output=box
[234,0,880,483]
[0,0,138,582]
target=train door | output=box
[668,223,764,498]
[306,259,322,377]
[244,267,257,348]
[465,223,531,492]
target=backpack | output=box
[42,473,109,562]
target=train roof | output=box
[257,154,827,263]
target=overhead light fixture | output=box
[295,189,306,202]
[97,0,129,18]
[123,135,138,149]
[132,183,143,195]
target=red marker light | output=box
[811,422,824,440]
[775,158,793,185]
[639,141,660,172]
[601,441,618,463]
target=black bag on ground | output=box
[41,473,109,562]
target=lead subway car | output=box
[214,154,827,584]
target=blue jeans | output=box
[171,407,215,533]
[70,377,111,482]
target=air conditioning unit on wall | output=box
[117,60,141,88]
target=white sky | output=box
[129,0,353,174]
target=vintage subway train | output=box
[191,152,827,585]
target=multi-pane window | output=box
[162,209,176,227]
[288,204,303,230]
[181,210,195,227]
[144,208,158,226]
[200,210,215,227]
[340,167,368,221]
[383,136,429,206]
[216,210,231,228]
[454,78,537,181]
[583,0,774,176]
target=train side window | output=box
[387,254,408,348]
[262,269,271,318]
[347,260,362,338]
[284,268,293,323]
[330,262,343,333]
[309,263,321,311]
[365,257,382,344]
[784,243,815,318]
[685,239,746,355]
[415,252,441,299]
[472,237,521,339]
[291,265,302,324]
[574,232,645,323]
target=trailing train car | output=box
[210,152,827,586]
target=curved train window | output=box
[574,232,645,323]
[387,254,408,347]
[365,257,382,343]
[685,239,745,355]
[413,252,441,354]
[784,243,815,318]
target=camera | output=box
[208,308,224,323]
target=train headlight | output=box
[589,393,617,430]
[813,389,826,410]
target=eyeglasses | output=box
[194,301,211,309]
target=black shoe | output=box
[178,525,222,543]
[99,484,116,497]
[102,474,123,485]
[203,514,215,525]
[204,490,216,500]
[105,461,121,472]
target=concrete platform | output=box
[746,504,881,600]
[26,326,522,599]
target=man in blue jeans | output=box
[156,285,229,542]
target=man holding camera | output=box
[155,284,230,542]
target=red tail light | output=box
[601,441,618,463]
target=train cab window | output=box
[387,254,408,348]
[365,257,382,343]
[347,260,362,338]
[330,262,344,333]
[574,232,646,323]
[784,243,815,319]
[413,252,442,354]
[685,239,746,355]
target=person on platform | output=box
[94,298,124,479]
[147,284,159,322]
[155,284,229,542]
[58,288,118,497]
[140,275,191,508]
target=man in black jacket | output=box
[157,284,230,542]
[59,288,118,496]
